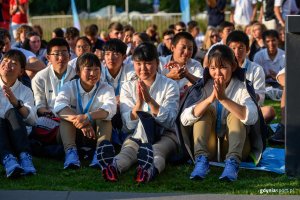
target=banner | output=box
[180,0,190,24]
[71,0,81,30]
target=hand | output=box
[213,76,227,101]
[164,61,180,70]
[2,85,18,107]
[207,87,216,104]
[81,125,96,139]
[269,69,277,80]
[136,80,144,107]
[70,114,90,129]
[166,67,186,80]
[138,80,152,103]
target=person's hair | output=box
[47,38,70,54]
[162,29,175,38]
[133,32,151,43]
[132,42,159,63]
[76,52,101,73]
[53,27,64,38]
[226,30,250,48]
[0,28,11,41]
[168,24,175,30]
[218,21,235,32]
[187,20,199,32]
[171,31,194,46]
[262,29,279,41]
[76,36,92,48]
[175,21,186,28]
[208,45,238,70]
[16,25,33,42]
[65,27,80,39]
[123,24,135,33]
[103,39,127,55]
[84,24,98,37]
[2,49,26,69]
[22,31,45,51]
[251,22,267,35]
[32,25,43,39]
[108,22,123,32]
[202,27,218,50]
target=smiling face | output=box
[171,38,193,65]
[79,64,101,91]
[0,57,22,81]
[133,59,157,82]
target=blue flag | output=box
[71,0,80,31]
[180,0,190,24]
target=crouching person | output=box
[98,42,180,183]
[180,45,261,181]
[54,53,116,169]
[0,50,37,177]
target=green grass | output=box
[0,100,299,194]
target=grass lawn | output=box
[0,100,299,194]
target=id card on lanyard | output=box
[105,67,122,96]
[76,79,99,114]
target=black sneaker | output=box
[269,123,285,144]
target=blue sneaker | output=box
[190,155,209,180]
[219,157,239,181]
[64,148,80,169]
[19,152,36,175]
[89,151,101,168]
[2,154,23,178]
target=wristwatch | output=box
[14,100,24,110]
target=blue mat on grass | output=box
[210,147,285,174]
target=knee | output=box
[262,106,276,123]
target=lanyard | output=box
[76,79,99,114]
[57,70,67,93]
[215,100,223,137]
[105,67,122,96]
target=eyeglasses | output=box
[49,51,70,58]
[210,34,219,38]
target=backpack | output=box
[264,0,287,21]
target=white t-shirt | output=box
[231,0,257,26]
[253,48,285,84]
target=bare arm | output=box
[274,6,285,27]
[26,57,46,79]
[251,3,258,22]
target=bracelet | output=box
[86,112,93,122]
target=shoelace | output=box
[224,159,238,173]
[21,153,34,167]
[3,155,16,166]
